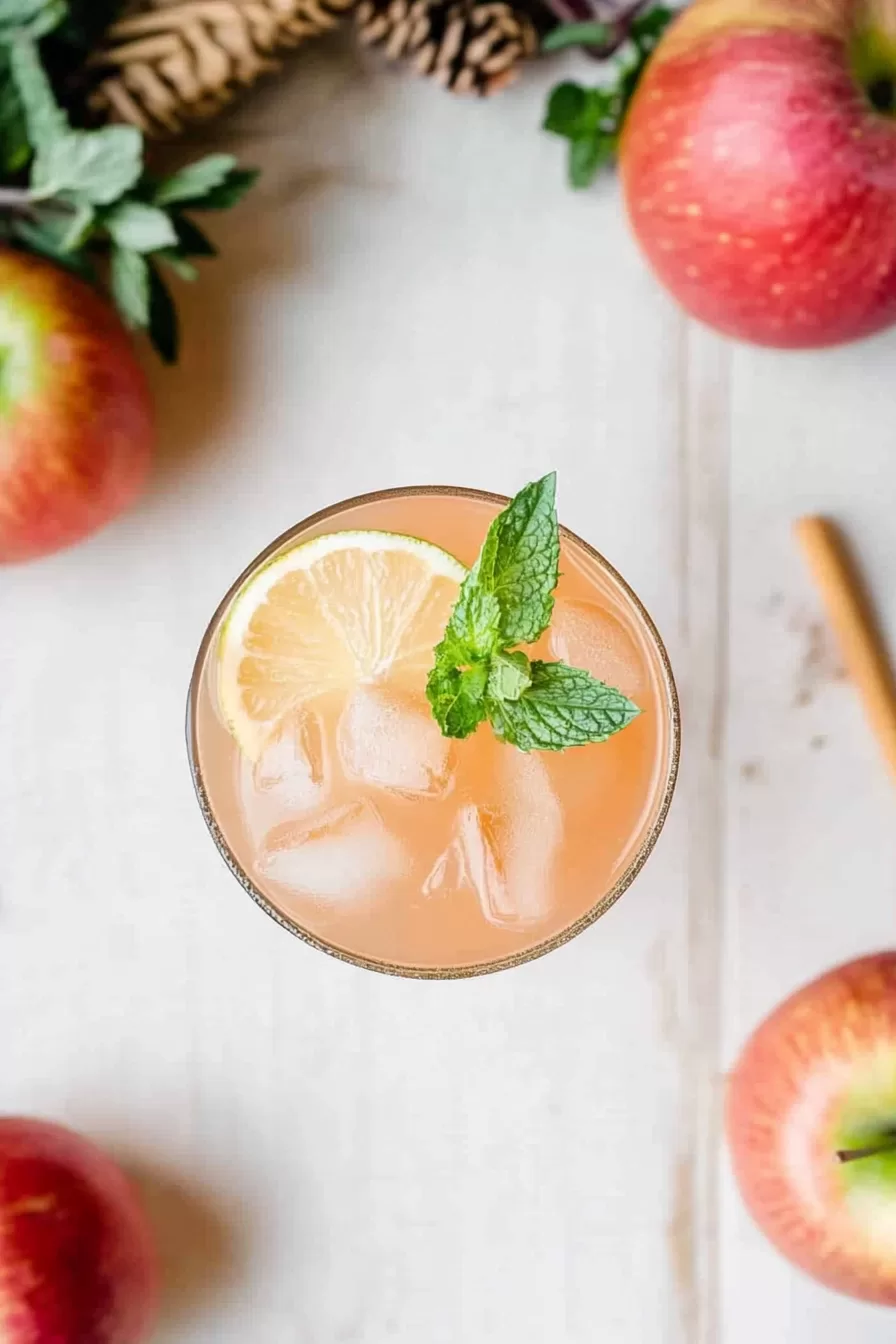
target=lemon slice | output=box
[217,530,466,759]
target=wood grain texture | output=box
[720,334,896,1343]
[2,35,895,1343]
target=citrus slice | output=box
[217,530,466,759]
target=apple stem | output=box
[836,1138,896,1164]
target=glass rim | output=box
[186,484,681,979]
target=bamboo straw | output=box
[794,516,896,784]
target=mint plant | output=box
[542,4,674,189]
[0,1,257,362]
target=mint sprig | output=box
[0,8,258,363]
[487,661,639,751]
[426,474,641,752]
[542,4,674,190]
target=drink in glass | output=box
[187,486,679,976]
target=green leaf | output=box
[11,214,95,278]
[486,661,641,752]
[9,35,66,152]
[543,81,587,137]
[631,4,674,47]
[542,21,610,52]
[544,83,614,142]
[426,654,489,741]
[147,261,179,364]
[110,244,150,329]
[190,166,259,210]
[32,125,142,205]
[473,472,559,645]
[59,199,94,250]
[103,199,177,252]
[14,199,88,253]
[425,474,642,752]
[544,6,675,191]
[156,248,198,281]
[446,582,502,659]
[171,212,217,256]
[0,0,66,41]
[152,152,237,206]
[0,50,28,174]
[569,134,612,189]
[487,649,532,703]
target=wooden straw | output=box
[794,516,896,783]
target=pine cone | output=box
[90,0,356,136]
[355,0,539,95]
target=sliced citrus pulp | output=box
[217,530,467,760]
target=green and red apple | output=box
[620,0,896,347]
[0,1117,158,1341]
[727,952,896,1305]
[0,250,154,563]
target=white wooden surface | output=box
[2,39,896,1343]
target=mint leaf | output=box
[171,213,217,256]
[569,135,613,190]
[110,244,150,328]
[487,649,531,703]
[631,5,674,45]
[156,248,198,281]
[0,50,29,174]
[426,475,641,752]
[543,82,588,137]
[487,661,640,752]
[11,199,91,256]
[543,21,610,52]
[11,214,95,278]
[191,167,259,211]
[147,261,179,364]
[59,200,94,251]
[475,472,559,644]
[104,200,177,252]
[32,126,142,205]
[446,581,502,658]
[543,83,612,143]
[153,153,237,207]
[0,21,255,369]
[543,4,676,190]
[9,35,66,152]
[427,647,489,740]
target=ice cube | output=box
[422,836,465,898]
[337,685,453,797]
[455,749,562,926]
[548,599,646,699]
[257,800,408,902]
[239,710,327,844]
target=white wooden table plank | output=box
[723,335,896,1342]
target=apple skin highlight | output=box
[727,952,896,1306]
[620,0,896,348]
[0,250,154,564]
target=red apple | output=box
[0,1117,158,1341]
[727,952,896,1305]
[620,0,896,347]
[0,250,154,563]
